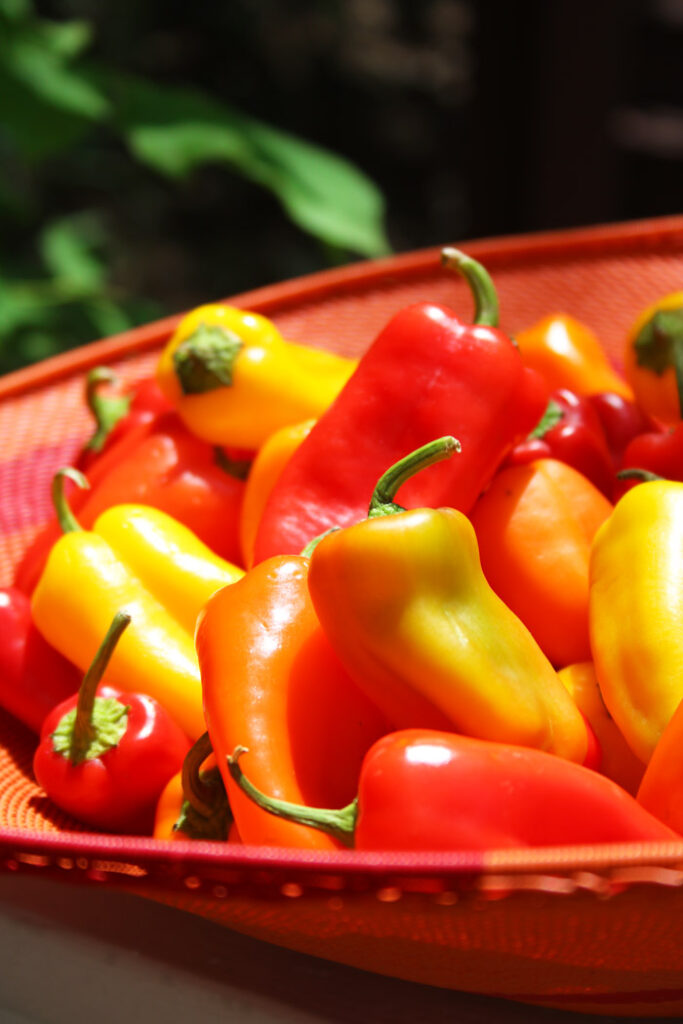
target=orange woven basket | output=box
[2,216,683,1018]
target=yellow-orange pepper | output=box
[156,304,356,450]
[515,313,633,399]
[239,418,315,568]
[307,439,590,763]
[559,662,645,795]
[470,458,612,667]
[622,291,683,424]
[637,697,683,833]
[589,479,683,764]
[31,470,244,740]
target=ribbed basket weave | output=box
[2,216,683,1017]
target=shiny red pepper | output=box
[252,249,548,562]
[507,388,615,497]
[587,391,661,468]
[76,369,173,471]
[33,612,190,833]
[0,587,80,733]
[15,409,246,593]
[228,729,679,851]
[616,421,683,497]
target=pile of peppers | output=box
[6,248,683,851]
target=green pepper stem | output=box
[368,435,461,518]
[84,367,132,453]
[441,247,500,327]
[227,746,358,847]
[173,323,244,395]
[52,467,90,534]
[182,731,217,817]
[70,611,130,764]
[634,308,683,418]
[616,468,665,483]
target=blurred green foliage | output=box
[0,0,390,374]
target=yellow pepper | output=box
[156,304,357,449]
[31,469,244,740]
[515,313,633,399]
[622,291,683,423]
[559,662,645,795]
[307,438,590,763]
[589,479,683,763]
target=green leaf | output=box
[0,17,108,121]
[108,74,390,257]
[0,68,90,159]
[0,0,31,21]
[39,213,106,292]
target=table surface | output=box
[0,873,668,1024]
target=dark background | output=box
[2,0,682,371]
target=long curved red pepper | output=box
[228,729,679,851]
[252,249,548,563]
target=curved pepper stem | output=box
[368,435,461,518]
[227,746,358,848]
[69,611,131,764]
[51,467,90,534]
[441,248,500,327]
[182,731,217,817]
[84,367,132,453]
[634,308,683,418]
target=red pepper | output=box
[616,421,683,497]
[228,729,679,851]
[76,369,172,471]
[252,249,548,562]
[0,587,80,733]
[587,391,661,468]
[507,388,616,497]
[15,409,247,593]
[33,611,190,833]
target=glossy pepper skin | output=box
[617,421,683,497]
[156,303,357,450]
[589,480,683,764]
[587,391,660,469]
[228,729,678,851]
[470,458,612,668]
[559,662,645,796]
[637,697,683,833]
[76,368,172,471]
[196,554,388,849]
[307,439,590,763]
[515,313,633,399]
[0,587,80,733]
[33,613,190,833]
[15,409,247,594]
[623,291,683,424]
[239,419,315,569]
[506,389,616,498]
[252,250,548,563]
[31,470,244,740]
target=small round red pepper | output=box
[507,388,616,497]
[33,611,191,833]
[228,729,678,851]
[616,421,683,499]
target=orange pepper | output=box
[559,662,645,796]
[637,697,683,832]
[515,314,633,399]
[196,555,389,849]
[470,458,612,667]
[622,291,683,424]
[240,419,314,569]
